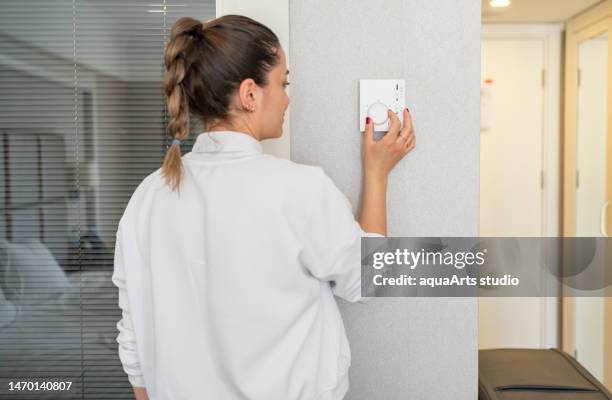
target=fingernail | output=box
[366,116,371,124]
[405,107,410,112]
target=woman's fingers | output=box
[382,109,401,143]
[366,107,414,149]
[404,132,415,148]
[403,132,416,155]
[397,108,414,144]
[396,108,412,136]
[400,108,415,153]
[402,107,413,133]
[364,116,375,145]
[400,126,415,142]
[397,127,412,144]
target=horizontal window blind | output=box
[0,1,214,398]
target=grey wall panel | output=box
[289,1,480,398]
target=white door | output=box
[479,38,545,349]
[573,31,609,382]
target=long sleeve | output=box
[299,168,384,303]
[111,222,146,388]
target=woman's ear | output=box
[237,78,258,111]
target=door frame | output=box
[481,23,563,349]
[562,0,612,389]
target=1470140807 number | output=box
[8,381,73,391]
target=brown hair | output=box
[162,15,281,192]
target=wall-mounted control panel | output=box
[359,79,405,132]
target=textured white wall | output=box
[289,1,480,398]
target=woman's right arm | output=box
[358,108,415,236]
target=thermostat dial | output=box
[367,102,389,125]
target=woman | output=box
[112,14,415,400]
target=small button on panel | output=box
[359,79,405,132]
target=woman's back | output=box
[113,131,367,400]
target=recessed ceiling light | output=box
[490,0,510,7]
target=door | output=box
[479,37,545,349]
[563,1,612,389]
[575,30,608,382]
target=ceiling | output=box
[482,0,603,22]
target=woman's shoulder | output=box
[117,169,164,225]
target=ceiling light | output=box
[490,0,510,7]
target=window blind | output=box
[0,1,214,398]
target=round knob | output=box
[367,102,389,125]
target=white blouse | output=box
[112,131,382,400]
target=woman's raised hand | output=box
[362,108,415,179]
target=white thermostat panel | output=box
[359,79,405,132]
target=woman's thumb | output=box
[364,116,375,144]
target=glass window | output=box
[0,1,215,396]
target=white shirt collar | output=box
[191,131,263,154]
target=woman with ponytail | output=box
[112,14,415,400]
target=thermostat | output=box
[359,79,405,132]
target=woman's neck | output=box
[206,119,260,141]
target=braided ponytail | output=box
[162,17,203,192]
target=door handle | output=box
[600,201,610,237]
